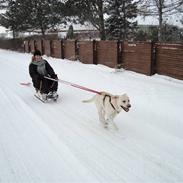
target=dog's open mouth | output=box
[121,106,129,112]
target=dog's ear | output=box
[122,93,128,97]
[114,95,119,99]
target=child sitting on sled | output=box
[29,50,58,101]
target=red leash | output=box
[44,76,101,95]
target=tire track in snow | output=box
[0,82,100,182]
[37,98,183,182]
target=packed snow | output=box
[0,49,183,183]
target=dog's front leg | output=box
[111,120,119,130]
[111,114,119,130]
[106,115,119,130]
[103,120,109,129]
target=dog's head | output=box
[117,94,131,112]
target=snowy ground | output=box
[0,49,183,183]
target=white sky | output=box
[138,14,183,27]
[0,49,183,182]
[0,26,6,33]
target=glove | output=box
[51,74,58,79]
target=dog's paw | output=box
[115,127,119,131]
[104,122,108,129]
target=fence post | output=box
[120,41,124,68]
[150,42,157,75]
[34,40,36,52]
[23,40,25,53]
[75,39,79,60]
[117,40,124,67]
[41,39,44,55]
[24,40,29,53]
[50,40,52,57]
[93,40,97,65]
[61,39,64,59]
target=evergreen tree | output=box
[105,0,138,40]
[28,0,65,36]
[65,0,107,40]
[66,24,74,39]
[135,29,147,41]
[0,0,7,9]
[0,0,66,36]
[0,0,31,38]
[146,26,158,42]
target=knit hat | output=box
[34,50,42,56]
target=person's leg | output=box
[40,79,50,94]
[49,80,58,92]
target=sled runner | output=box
[34,92,59,103]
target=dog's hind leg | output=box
[99,110,106,125]
[96,107,107,128]
[111,114,119,130]
[111,121,119,130]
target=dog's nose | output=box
[128,104,131,108]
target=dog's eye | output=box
[123,100,126,103]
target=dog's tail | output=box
[82,96,95,103]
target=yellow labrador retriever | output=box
[83,92,131,130]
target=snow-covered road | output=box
[0,49,183,182]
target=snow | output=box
[0,49,183,183]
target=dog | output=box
[82,92,131,130]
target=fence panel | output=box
[43,40,51,57]
[156,44,183,80]
[97,41,118,68]
[122,42,152,75]
[63,40,76,60]
[24,40,29,53]
[35,39,43,54]
[29,40,35,53]
[50,40,62,58]
[0,38,183,80]
[78,41,94,64]
[0,39,24,52]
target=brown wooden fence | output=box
[155,44,183,80]
[96,41,119,68]
[50,40,63,58]
[78,41,94,64]
[122,42,153,75]
[64,40,76,60]
[0,38,183,80]
[0,38,24,52]
[43,40,51,56]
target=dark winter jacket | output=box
[29,59,57,92]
